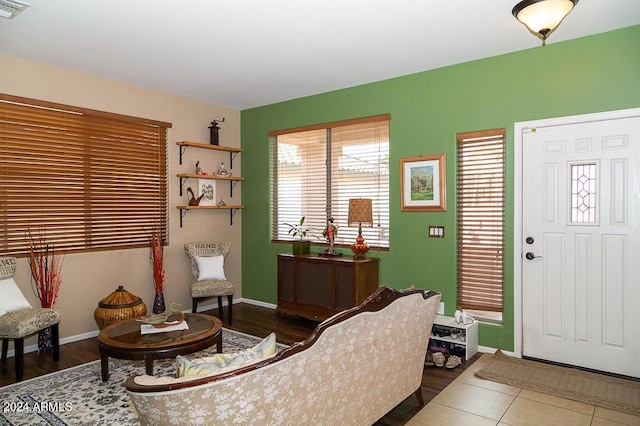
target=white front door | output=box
[519,111,640,378]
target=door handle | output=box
[525,252,543,260]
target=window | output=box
[0,94,171,256]
[270,114,389,249]
[456,128,505,320]
[570,163,598,224]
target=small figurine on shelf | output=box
[215,162,232,177]
[217,198,226,207]
[195,161,202,175]
[209,118,225,145]
[186,187,204,206]
[320,217,341,256]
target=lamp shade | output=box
[348,198,373,227]
[512,0,578,44]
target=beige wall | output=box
[0,53,242,344]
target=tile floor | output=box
[408,353,640,426]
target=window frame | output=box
[269,114,390,251]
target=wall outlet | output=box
[437,302,445,315]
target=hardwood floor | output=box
[0,302,479,424]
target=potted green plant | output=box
[284,216,311,255]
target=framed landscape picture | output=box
[197,179,217,206]
[400,154,446,212]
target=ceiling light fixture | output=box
[0,0,29,19]
[512,0,578,46]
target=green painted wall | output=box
[240,26,640,351]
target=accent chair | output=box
[0,256,60,382]
[183,242,234,323]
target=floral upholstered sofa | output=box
[125,286,441,425]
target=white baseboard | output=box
[8,302,504,361]
[4,299,250,359]
[193,298,277,311]
[478,345,516,357]
[240,298,277,310]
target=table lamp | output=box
[348,198,373,259]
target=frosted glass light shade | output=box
[512,0,578,44]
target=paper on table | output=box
[140,321,189,335]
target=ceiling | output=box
[1,1,639,110]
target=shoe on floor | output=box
[445,355,462,369]
[424,351,435,367]
[433,351,446,368]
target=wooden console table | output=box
[277,253,379,321]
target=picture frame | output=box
[400,154,447,212]
[197,179,217,206]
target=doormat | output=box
[475,350,640,416]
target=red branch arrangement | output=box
[150,229,165,294]
[26,228,64,308]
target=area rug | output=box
[475,350,640,416]
[0,328,287,426]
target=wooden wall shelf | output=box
[176,141,243,167]
[176,173,245,197]
[176,205,244,226]
[175,140,244,228]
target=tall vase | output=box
[153,292,166,314]
[38,327,53,354]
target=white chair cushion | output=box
[0,277,32,316]
[195,255,226,281]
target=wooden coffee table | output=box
[98,313,222,381]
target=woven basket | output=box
[94,285,147,330]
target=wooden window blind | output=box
[456,128,505,312]
[0,94,171,256]
[269,114,390,249]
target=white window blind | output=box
[0,94,170,256]
[456,128,505,313]
[270,114,390,249]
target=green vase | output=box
[292,241,311,255]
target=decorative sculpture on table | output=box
[320,217,342,257]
